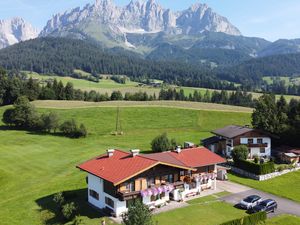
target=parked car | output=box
[238,195,262,209]
[248,199,277,214]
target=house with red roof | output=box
[77,147,225,217]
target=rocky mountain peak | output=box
[189,2,209,12]
[0,17,38,49]
[40,0,241,37]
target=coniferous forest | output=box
[1,37,300,95]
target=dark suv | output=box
[248,199,277,214]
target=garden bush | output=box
[220,211,267,225]
[234,159,275,175]
[62,202,77,220]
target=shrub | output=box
[277,165,285,172]
[151,133,171,152]
[253,155,259,164]
[234,159,275,175]
[60,119,87,138]
[2,108,15,125]
[220,211,266,225]
[2,96,40,129]
[41,112,60,132]
[53,192,65,208]
[62,202,77,220]
[77,124,87,138]
[122,200,153,225]
[232,145,249,162]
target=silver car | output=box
[239,195,262,209]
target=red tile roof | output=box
[77,147,225,186]
[77,150,158,186]
[144,147,226,168]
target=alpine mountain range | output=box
[1,0,300,59]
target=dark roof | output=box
[202,136,223,146]
[212,125,254,139]
[274,146,300,155]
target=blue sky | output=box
[1,0,300,41]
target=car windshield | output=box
[243,197,255,203]
[260,201,270,207]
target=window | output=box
[161,175,168,184]
[257,138,263,144]
[248,139,254,144]
[147,178,155,187]
[260,148,265,153]
[180,171,185,176]
[168,174,173,183]
[105,197,115,208]
[89,189,99,200]
[125,181,135,192]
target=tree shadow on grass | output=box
[35,188,105,225]
[0,125,19,131]
[0,125,63,136]
[26,131,66,138]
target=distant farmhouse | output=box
[202,125,272,158]
[77,147,225,217]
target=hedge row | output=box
[234,159,275,175]
[220,211,267,225]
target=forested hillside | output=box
[0,37,234,90]
[1,37,300,95]
[219,53,300,83]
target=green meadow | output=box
[229,170,300,203]
[0,101,251,225]
[1,100,299,225]
[27,71,300,102]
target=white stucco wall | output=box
[240,137,271,157]
[87,173,127,217]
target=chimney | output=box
[175,146,181,154]
[107,149,115,157]
[130,149,140,157]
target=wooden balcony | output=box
[247,143,268,148]
[117,190,141,201]
[117,181,184,201]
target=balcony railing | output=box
[247,143,268,148]
[117,174,216,201]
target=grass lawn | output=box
[154,201,247,225]
[266,215,300,225]
[0,102,251,225]
[228,170,300,203]
[155,192,299,225]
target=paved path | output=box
[218,181,300,218]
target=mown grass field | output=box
[27,71,140,89]
[263,76,300,86]
[32,100,253,113]
[0,101,251,225]
[228,170,300,203]
[27,72,300,101]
